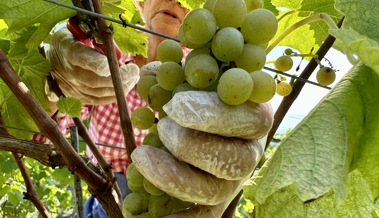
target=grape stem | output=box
[266,13,338,54]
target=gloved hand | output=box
[45,25,139,105]
[131,90,273,217]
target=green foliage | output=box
[0,151,89,217]
[57,97,83,118]
[243,63,379,217]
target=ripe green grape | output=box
[143,132,164,148]
[122,192,149,216]
[126,162,145,188]
[203,0,217,11]
[234,43,266,72]
[131,107,156,130]
[156,61,185,91]
[249,70,276,103]
[185,46,211,65]
[178,26,205,49]
[148,84,173,112]
[211,27,244,62]
[181,8,217,45]
[128,182,147,194]
[316,66,336,86]
[157,39,183,63]
[148,193,173,218]
[241,9,278,44]
[172,83,197,96]
[137,75,158,100]
[217,68,254,105]
[245,0,264,12]
[274,55,293,72]
[276,81,293,96]
[143,177,165,196]
[184,54,219,88]
[212,0,247,28]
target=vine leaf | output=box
[0,0,75,50]
[243,63,379,217]
[57,97,82,118]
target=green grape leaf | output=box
[334,0,379,43]
[243,63,379,217]
[57,96,82,118]
[270,0,342,56]
[329,29,379,75]
[104,1,148,56]
[0,0,75,50]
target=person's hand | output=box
[131,91,273,217]
[45,23,139,105]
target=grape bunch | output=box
[127,0,278,217]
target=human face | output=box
[139,0,189,38]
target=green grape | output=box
[143,132,164,148]
[143,177,165,196]
[128,182,147,194]
[184,54,219,88]
[156,61,185,91]
[276,81,293,96]
[181,8,217,45]
[184,46,211,65]
[316,66,336,86]
[241,9,278,44]
[211,27,244,62]
[159,110,168,119]
[203,0,217,11]
[131,107,156,130]
[137,75,158,100]
[274,55,293,72]
[244,0,264,12]
[148,84,173,112]
[172,83,198,96]
[217,68,254,105]
[126,162,145,188]
[122,192,149,216]
[169,196,195,213]
[212,0,247,28]
[234,43,266,72]
[249,70,276,103]
[178,25,204,49]
[284,48,294,55]
[157,39,183,63]
[148,193,173,218]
